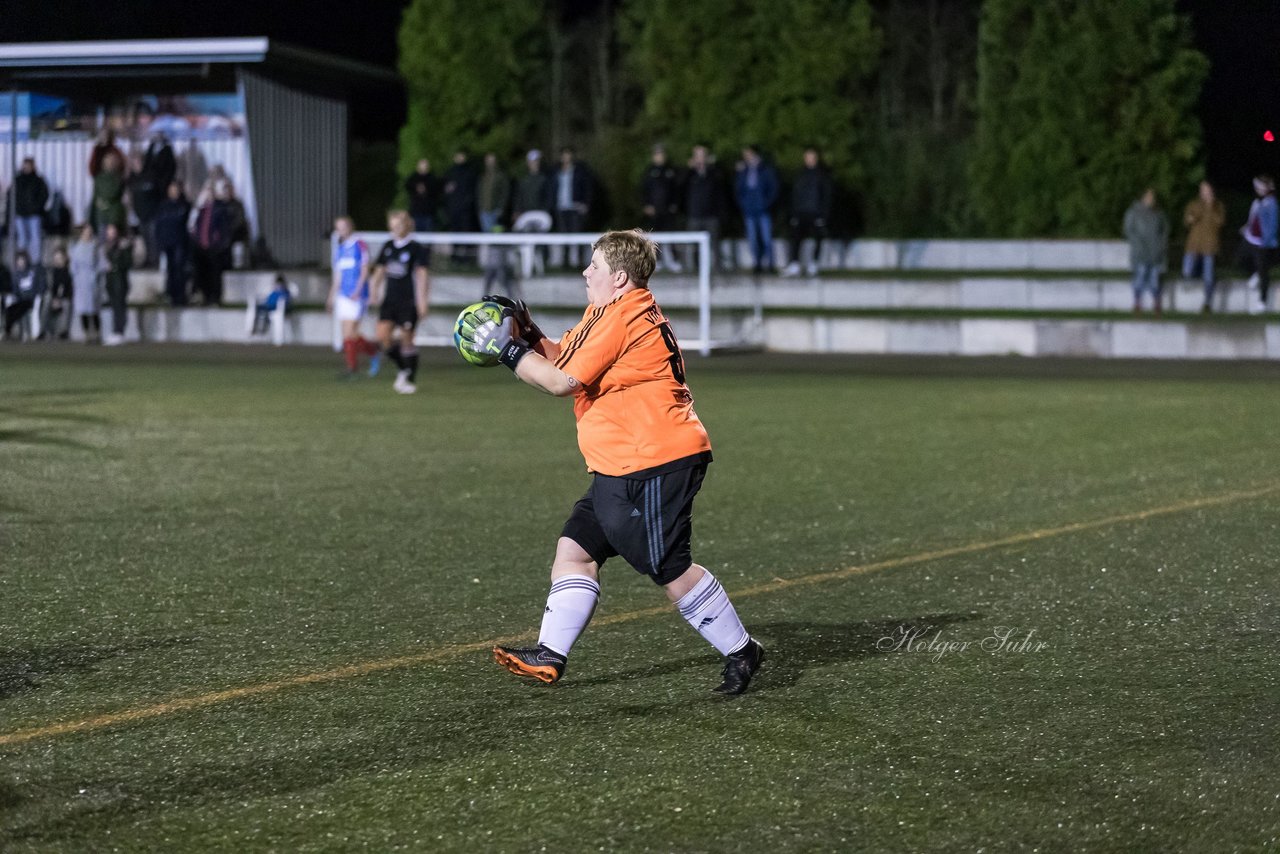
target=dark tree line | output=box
[395,0,1206,238]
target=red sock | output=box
[358,336,379,356]
[343,339,358,372]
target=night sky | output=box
[6,0,1278,190]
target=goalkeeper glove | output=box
[467,312,530,371]
[481,294,545,347]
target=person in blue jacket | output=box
[734,145,779,274]
[1240,174,1279,314]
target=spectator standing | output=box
[783,147,834,277]
[641,144,683,272]
[127,151,162,267]
[1123,188,1170,315]
[444,149,479,266]
[477,152,511,233]
[134,133,175,266]
[154,181,192,305]
[142,132,177,189]
[555,147,593,267]
[734,145,779,274]
[1240,174,1279,315]
[2,251,45,340]
[513,149,555,223]
[43,247,73,340]
[179,140,209,202]
[102,223,132,344]
[88,129,124,179]
[684,144,727,272]
[70,223,104,343]
[42,183,72,241]
[1182,180,1226,313]
[404,158,442,233]
[222,182,250,268]
[191,182,232,306]
[92,150,127,235]
[12,157,50,263]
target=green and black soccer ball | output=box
[453,300,506,367]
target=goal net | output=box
[346,229,751,357]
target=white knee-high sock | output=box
[538,574,600,657]
[675,570,750,655]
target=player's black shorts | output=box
[561,459,708,586]
[378,294,418,329]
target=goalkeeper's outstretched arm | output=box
[514,351,580,397]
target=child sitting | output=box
[251,273,293,335]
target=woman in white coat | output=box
[69,223,105,342]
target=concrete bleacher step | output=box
[198,271,1267,316]
[97,257,1277,360]
[63,301,1280,361]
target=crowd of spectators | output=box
[1122,174,1277,315]
[399,143,834,275]
[0,130,250,342]
[4,133,1277,341]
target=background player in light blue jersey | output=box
[326,215,380,375]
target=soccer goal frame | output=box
[348,230,721,356]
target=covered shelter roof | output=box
[0,37,400,98]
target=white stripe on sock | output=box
[674,569,750,656]
[538,574,600,657]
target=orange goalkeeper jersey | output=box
[555,288,711,477]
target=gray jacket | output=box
[1123,202,1169,269]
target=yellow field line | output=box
[2,481,1276,748]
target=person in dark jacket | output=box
[102,223,133,343]
[154,181,193,305]
[783,146,834,277]
[684,144,727,272]
[641,144,684,272]
[554,147,594,267]
[12,158,50,263]
[733,145,779,273]
[444,149,479,266]
[131,134,175,267]
[42,247,73,339]
[477,151,511,233]
[404,158,442,233]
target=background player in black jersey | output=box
[369,210,431,394]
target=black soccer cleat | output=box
[712,638,766,695]
[493,644,566,684]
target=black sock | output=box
[406,350,419,382]
[388,343,405,370]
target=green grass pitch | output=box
[2,344,1279,852]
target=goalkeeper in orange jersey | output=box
[460,229,764,695]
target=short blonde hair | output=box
[593,229,658,287]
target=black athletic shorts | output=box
[561,460,708,586]
[378,294,418,329]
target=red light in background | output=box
[1266,130,1276,142]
